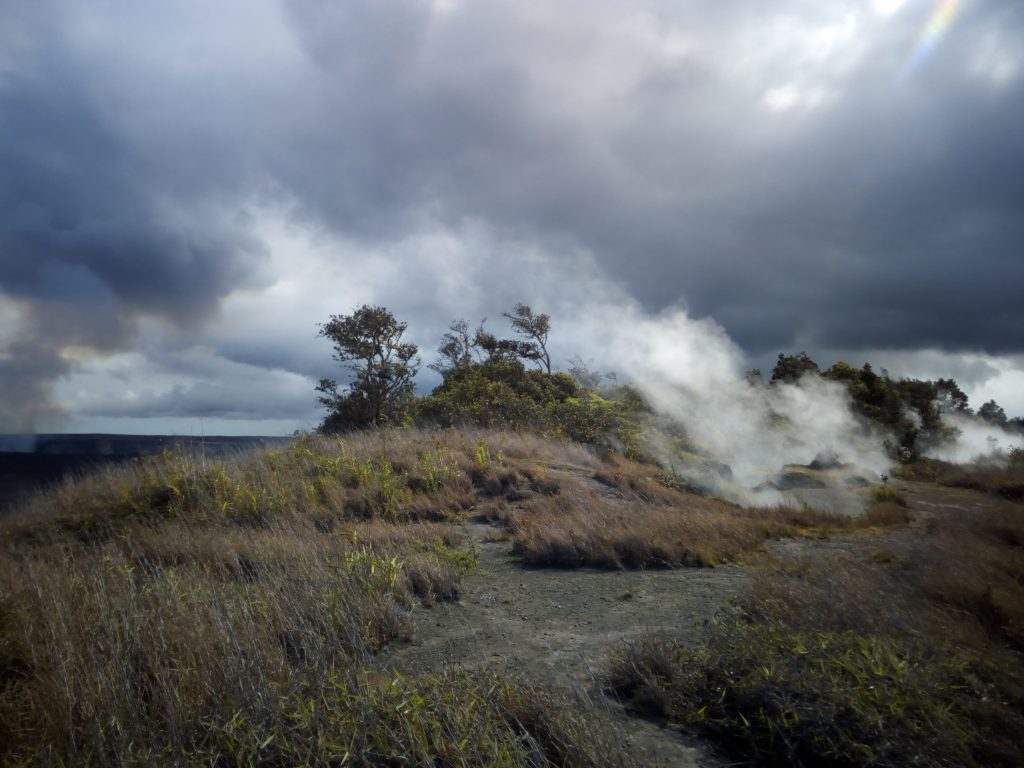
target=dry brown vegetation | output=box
[0,426,929,764]
[606,500,1024,767]
[508,490,777,568]
[897,454,1024,500]
[0,430,634,766]
[499,458,907,569]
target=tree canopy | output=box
[316,305,420,431]
[770,352,820,383]
[979,399,1008,426]
[502,303,552,374]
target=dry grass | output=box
[742,500,1024,652]
[868,485,908,507]
[0,426,930,763]
[607,627,985,768]
[0,531,412,763]
[503,473,904,569]
[1,429,602,543]
[864,501,912,526]
[0,428,638,766]
[592,452,699,505]
[897,456,1024,500]
[606,501,1024,767]
[912,504,1024,651]
[506,489,769,568]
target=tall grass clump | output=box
[0,531,408,763]
[506,489,773,568]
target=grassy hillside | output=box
[0,430,626,766]
[2,427,1021,766]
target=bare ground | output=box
[382,517,745,766]
[380,467,1013,767]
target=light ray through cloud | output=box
[902,0,963,78]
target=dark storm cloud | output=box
[271,0,1024,355]
[0,43,263,326]
[0,3,269,427]
[708,7,1024,355]
[2,0,1023,429]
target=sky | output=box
[1,0,1023,435]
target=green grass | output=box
[604,502,1024,767]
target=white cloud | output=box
[763,83,835,112]
[970,28,1023,85]
[872,0,906,17]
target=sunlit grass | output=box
[0,429,648,765]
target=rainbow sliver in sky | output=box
[903,0,962,77]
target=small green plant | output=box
[473,438,492,470]
[416,536,480,576]
[371,457,410,518]
[415,447,459,493]
[344,455,373,487]
[338,548,404,597]
[203,464,275,524]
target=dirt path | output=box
[381,515,746,766]
[380,470,1009,766]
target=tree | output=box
[502,303,552,374]
[316,305,420,431]
[471,320,521,365]
[568,355,612,390]
[771,352,820,383]
[429,318,476,377]
[934,378,971,415]
[979,399,1008,426]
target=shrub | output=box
[869,486,907,507]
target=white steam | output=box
[927,413,1024,464]
[575,305,892,504]
[570,303,1023,504]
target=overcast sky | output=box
[1,0,1022,435]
